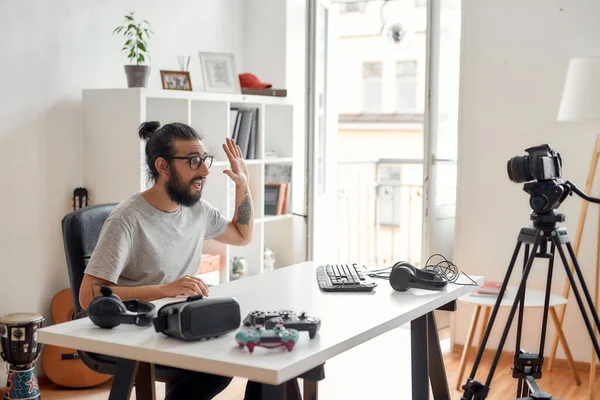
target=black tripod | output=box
[461,183,600,400]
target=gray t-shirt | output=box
[84,193,228,287]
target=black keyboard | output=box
[316,264,378,292]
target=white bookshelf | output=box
[82,88,295,284]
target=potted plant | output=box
[113,12,153,87]
[231,256,248,280]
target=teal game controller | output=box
[235,323,299,353]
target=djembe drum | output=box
[0,313,45,400]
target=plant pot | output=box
[124,65,150,88]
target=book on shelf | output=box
[230,107,258,159]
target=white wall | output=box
[454,0,600,366]
[0,0,244,377]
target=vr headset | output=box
[153,295,241,341]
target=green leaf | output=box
[137,42,146,52]
[125,15,133,21]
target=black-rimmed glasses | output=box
[166,154,213,170]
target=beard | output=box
[166,168,205,207]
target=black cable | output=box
[423,253,479,287]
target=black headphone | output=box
[87,285,157,329]
[388,262,448,292]
[369,261,449,292]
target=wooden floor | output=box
[14,327,592,399]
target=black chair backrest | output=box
[61,203,117,314]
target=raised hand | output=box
[222,137,249,187]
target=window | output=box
[362,62,383,114]
[396,61,417,113]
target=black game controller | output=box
[243,310,321,339]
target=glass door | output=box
[307,0,462,282]
[422,0,462,332]
[422,0,461,262]
[307,0,340,262]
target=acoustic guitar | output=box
[41,187,111,388]
[41,289,112,387]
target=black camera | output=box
[507,144,562,183]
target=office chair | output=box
[61,203,179,386]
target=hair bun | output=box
[139,121,160,140]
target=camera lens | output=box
[507,156,531,183]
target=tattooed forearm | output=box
[237,195,251,225]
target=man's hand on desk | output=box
[160,275,209,298]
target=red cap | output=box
[239,73,272,89]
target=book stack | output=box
[230,107,259,159]
[264,183,289,215]
[264,164,292,216]
[472,281,502,297]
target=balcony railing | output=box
[335,158,424,268]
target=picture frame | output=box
[160,70,192,91]
[198,52,241,94]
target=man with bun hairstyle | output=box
[79,121,261,399]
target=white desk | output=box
[38,261,482,400]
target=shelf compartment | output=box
[264,104,294,159]
[264,217,294,269]
[229,222,264,277]
[190,100,229,162]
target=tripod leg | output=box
[554,238,600,360]
[515,244,530,400]
[464,241,523,384]
[538,242,555,358]
[514,244,530,357]
[484,242,539,387]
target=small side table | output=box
[455,286,580,390]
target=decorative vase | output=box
[231,256,248,280]
[124,65,150,88]
[264,248,275,273]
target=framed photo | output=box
[160,70,192,91]
[199,52,241,94]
